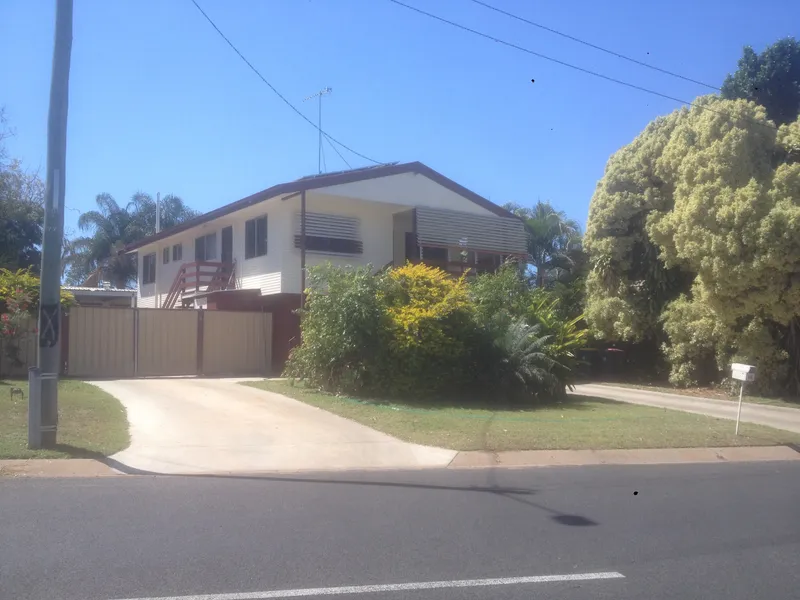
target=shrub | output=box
[380,263,476,397]
[0,287,33,367]
[284,263,388,394]
[470,261,529,331]
[0,267,75,313]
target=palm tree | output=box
[493,319,566,402]
[504,201,583,288]
[127,192,199,234]
[64,192,198,288]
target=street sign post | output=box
[731,363,756,435]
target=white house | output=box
[124,162,527,368]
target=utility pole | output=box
[303,87,332,174]
[32,0,73,448]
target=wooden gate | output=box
[67,307,135,378]
[201,311,272,376]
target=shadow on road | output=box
[99,454,599,527]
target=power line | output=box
[325,133,353,169]
[467,0,720,91]
[386,0,776,132]
[188,0,383,164]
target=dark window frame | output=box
[245,216,268,259]
[172,243,182,261]
[162,247,170,265]
[142,253,156,285]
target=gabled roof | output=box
[124,161,516,252]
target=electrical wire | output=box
[189,0,384,164]
[386,0,777,131]
[325,133,353,169]
[467,0,720,91]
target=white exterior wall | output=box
[321,172,497,216]
[280,192,404,294]
[135,199,285,307]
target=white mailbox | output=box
[731,363,756,436]
[731,363,756,382]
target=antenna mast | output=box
[304,87,332,174]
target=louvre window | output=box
[294,212,362,255]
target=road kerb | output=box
[0,459,122,478]
[449,445,800,468]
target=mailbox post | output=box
[731,363,756,435]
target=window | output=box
[194,233,217,261]
[142,253,156,285]
[245,216,268,259]
[421,246,448,261]
[162,247,170,265]
[293,212,362,255]
[172,243,182,261]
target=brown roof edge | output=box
[123,161,518,253]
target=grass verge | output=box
[598,381,800,409]
[0,379,130,459]
[243,380,800,452]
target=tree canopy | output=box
[0,111,45,273]
[585,96,800,393]
[721,37,800,126]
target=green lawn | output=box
[600,382,800,409]
[0,379,130,459]
[244,380,800,452]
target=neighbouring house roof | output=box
[123,161,519,253]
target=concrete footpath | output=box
[3,445,798,477]
[572,384,800,434]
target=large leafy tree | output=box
[0,160,44,272]
[66,192,198,287]
[0,110,45,272]
[504,201,583,288]
[721,37,800,126]
[585,96,800,393]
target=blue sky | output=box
[2,0,797,238]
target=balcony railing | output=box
[162,261,235,309]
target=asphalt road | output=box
[2,462,799,600]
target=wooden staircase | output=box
[162,261,236,309]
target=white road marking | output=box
[113,571,625,600]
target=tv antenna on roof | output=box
[304,87,332,174]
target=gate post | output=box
[196,309,204,376]
[133,308,139,377]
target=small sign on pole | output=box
[731,363,756,435]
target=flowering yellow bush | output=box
[383,263,471,348]
[379,263,475,396]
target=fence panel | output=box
[136,309,198,377]
[202,311,272,376]
[67,307,135,378]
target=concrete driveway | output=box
[91,378,456,474]
[572,384,800,434]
